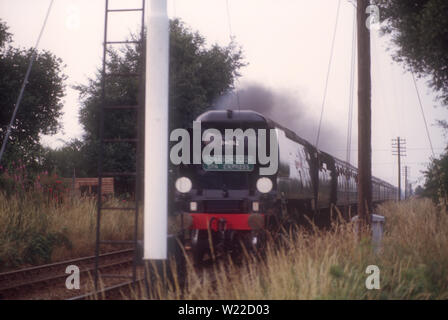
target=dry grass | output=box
[2,193,447,299]
[0,193,139,271]
[135,198,448,300]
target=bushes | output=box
[22,231,72,265]
[0,162,70,202]
[0,170,139,272]
[0,192,71,270]
[0,191,139,271]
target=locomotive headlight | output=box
[175,177,192,193]
[189,201,198,211]
[256,177,273,193]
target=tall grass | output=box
[2,192,447,299]
[0,192,138,272]
[137,198,448,300]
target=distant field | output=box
[138,198,448,300]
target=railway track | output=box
[68,278,144,300]
[70,261,220,300]
[0,249,135,300]
[0,242,233,300]
[69,247,222,300]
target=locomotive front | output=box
[173,110,279,263]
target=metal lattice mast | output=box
[94,0,146,290]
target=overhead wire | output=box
[225,0,241,111]
[315,0,342,148]
[0,0,55,164]
[225,0,233,39]
[173,0,177,17]
[346,5,356,165]
[411,72,435,158]
[343,8,357,201]
[411,71,442,202]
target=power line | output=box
[0,0,55,164]
[373,162,428,165]
[316,0,341,148]
[225,0,241,110]
[346,6,356,165]
[411,72,435,158]
[173,0,177,17]
[345,11,356,206]
[328,147,443,152]
[225,0,233,40]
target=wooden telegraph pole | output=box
[357,0,372,228]
[404,166,409,199]
[392,137,406,201]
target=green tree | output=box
[0,19,11,48]
[0,19,66,169]
[374,1,448,208]
[373,0,448,105]
[41,139,89,178]
[414,185,424,196]
[76,19,245,188]
[422,149,448,206]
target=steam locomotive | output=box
[173,110,396,263]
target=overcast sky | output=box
[1,0,446,187]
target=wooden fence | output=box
[63,177,114,197]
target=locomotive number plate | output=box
[202,155,255,171]
[202,163,254,171]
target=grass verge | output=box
[0,193,139,271]
[136,198,448,300]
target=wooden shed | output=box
[64,177,114,197]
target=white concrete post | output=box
[144,0,169,260]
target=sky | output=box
[0,0,446,188]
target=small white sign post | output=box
[144,0,169,260]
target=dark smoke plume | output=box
[213,82,348,159]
